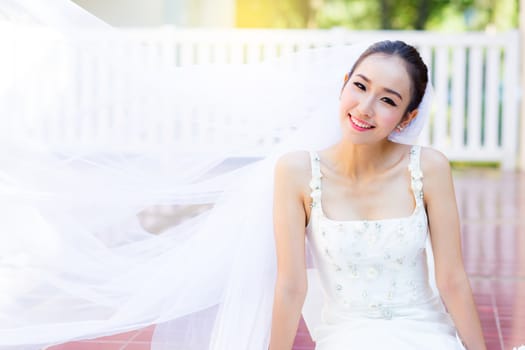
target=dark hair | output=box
[347,40,428,116]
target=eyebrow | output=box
[356,74,403,101]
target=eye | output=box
[353,82,365,90]
[381,97,397,107]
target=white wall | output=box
[72,0,235,27]
[197,0,236,27]
[72,0,165,26]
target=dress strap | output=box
[308,151,322,210]
[407,145,424,207]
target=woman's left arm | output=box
[422,148,486,350]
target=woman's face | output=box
[339,53,415,144]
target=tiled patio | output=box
[46,168,525,350]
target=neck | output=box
[328,139,397,181]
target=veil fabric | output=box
[0,1,433,349]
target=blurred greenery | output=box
[235,0,519,31]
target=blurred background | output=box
[71,0,518,31]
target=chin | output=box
[340,128,392,146]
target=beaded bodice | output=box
[306,145,438,321]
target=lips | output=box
[349,113,375,130]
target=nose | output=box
[356,95,374,118]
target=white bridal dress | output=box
[305,146,465,349]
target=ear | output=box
[339,73,350,99]
[344,72,350,84]
[397,109,418,130]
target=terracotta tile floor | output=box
[46,169,525,350]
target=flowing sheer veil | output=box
[0,1,433,349]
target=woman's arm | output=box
[422,148,486,350]
[269,152,309,350]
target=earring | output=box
[396,125,404,132]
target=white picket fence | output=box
[3,27,521,168]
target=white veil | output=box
[0,1,433,349]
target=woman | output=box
[270,41,487,350]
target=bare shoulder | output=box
[419,146,454,200]
[420,146,452,177]
[275,151,311,177]
[274,151,311,194]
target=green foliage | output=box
[315,1,381,29]
[235,0,519,31]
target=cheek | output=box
[339,89,358,111]
[374,104,404,125]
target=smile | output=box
[349,114,375,130]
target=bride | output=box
[269,41,485,350]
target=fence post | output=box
[501,31,520,170]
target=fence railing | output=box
[3,27,521,168]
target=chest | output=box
[320,170,416,221]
